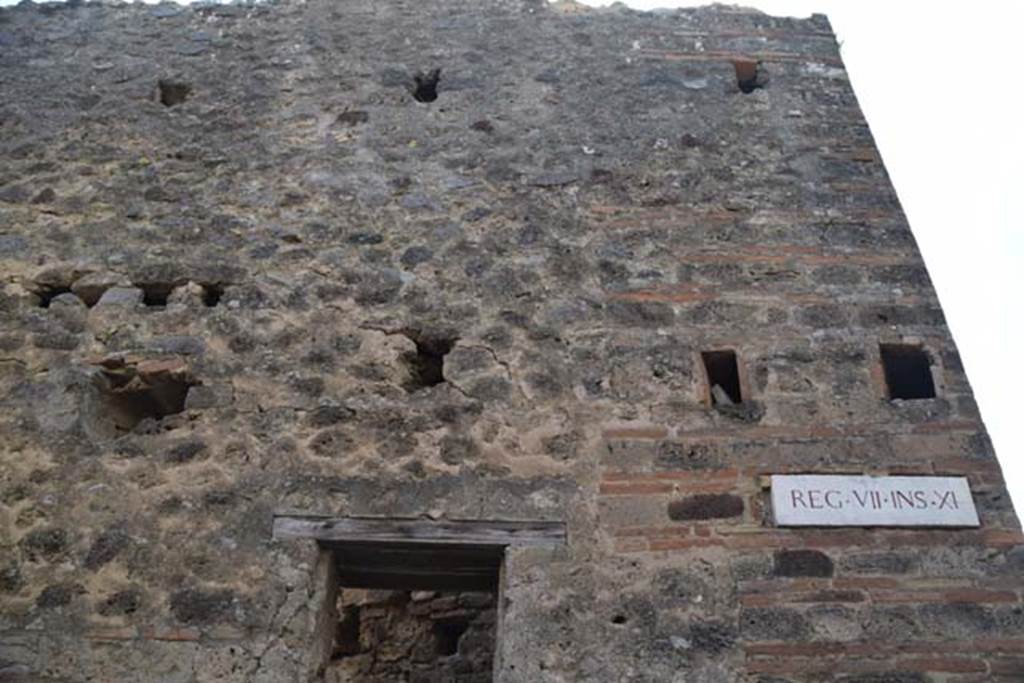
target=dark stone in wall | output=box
[668,494,745,521]
[655,442,724,471]
[687,620,737,654]
[165,439,207,464]
[83,525,129,570]
[861,606,923,641]
[870,264,931,287]
[797,304,849,328]
[840,552,918,575]
[812,265,862,285]
[773,550,834,578]
[20,527,69,560]
[740,608,810,641]
[98,589,142,616]
[918,603,996,639]
[169,587,237,625]
[36,583,84,608]
[606,301,675,327]
[0,562,24,593]
[654,567,716,608]
[439,433,479,465]
[713,400,765,423]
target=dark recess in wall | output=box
[733,58,767,93]
[433,617,470,656]
[412,68,441,102]
[138,282,174,307]
[157,79,191,106]
[880,344,936,400]
[201,283,224,307]
[703,350,742,404]
[402,332,457,391]
[93,366,197,434]
[34,285,72,308]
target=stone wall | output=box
[327,590,495,682]
[0,0,1022,681]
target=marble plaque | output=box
[771,474,979,527]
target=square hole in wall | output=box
[880,343,936,400]
[702,350,742,405]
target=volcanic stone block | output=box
[95,286,143,307]
[667,494,744,521]
[773,550,835,578]
[169,588,237,625]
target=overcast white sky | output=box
[3,0,1021,514]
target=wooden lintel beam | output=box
[272,515,566,548]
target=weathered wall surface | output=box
[0,0,1021,681]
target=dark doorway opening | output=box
[272,516,566,683]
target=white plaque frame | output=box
[771,474,979,528]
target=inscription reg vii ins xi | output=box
[771,475,979,527]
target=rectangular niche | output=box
[880,343,936,400]
[701,349,743,405]
[273,516,565,682]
